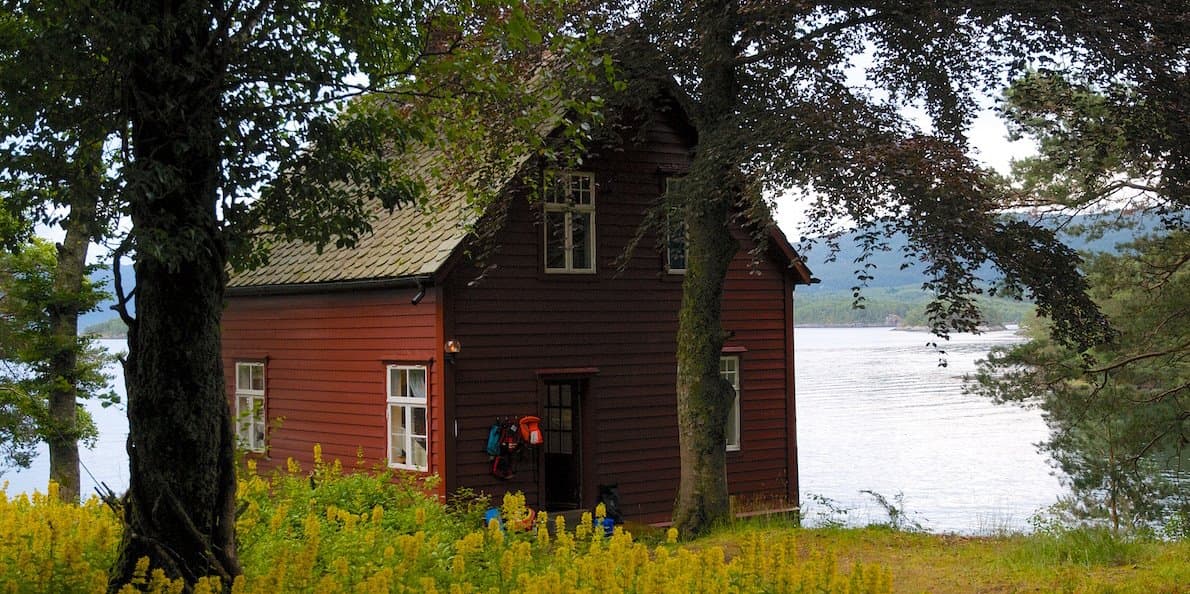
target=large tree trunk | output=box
[46,157,99,503]
[110,2,240,588]
[671,0,742,537]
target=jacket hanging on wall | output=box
[489,419,522,480]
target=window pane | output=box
[726,394,739,446]
[571,174,592,205]
[571,212,591,269]
[412,406,426,436]
[411,437,428,468]
[545,211,567,269]
[390,434,404,465]
[545,174,567,203]
[407,368,426,399]
[237,365,251,391]
[668,236,686,271]
[250,366,264,391]
[390,404,407,464]
[237,413,250,443]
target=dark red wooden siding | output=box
[221,288,445,493]
[445,112,797,522]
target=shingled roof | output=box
[225,127,542,290]
[227,197,464,289]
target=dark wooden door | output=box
[543,380,582,510]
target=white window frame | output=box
[235,362,267,453]
[720,356,741,451]
[543,171,596,273]
[665,177,687,274]
[387,365,429,471]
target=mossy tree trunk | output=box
[109,2,240,588]
[671,0,743,538]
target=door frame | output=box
[536,371,596,511]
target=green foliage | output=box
[0,239,115,471]
[859,490,923,533]
[970,232,1189,532]
[1001,71,1187,222]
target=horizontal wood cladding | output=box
[221,288,443,485]
[446,113,795,524]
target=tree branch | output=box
[1129,381,1189,405]
[737,11,890,66]
[111,240,137,328]
[226,0,277,53]
[1090,340,1190,374]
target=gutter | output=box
[225,275,435,301]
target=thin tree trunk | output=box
[47,136,103,503]
[109,2,240,588]
[671,0,742,538]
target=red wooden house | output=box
[221,102,814,523]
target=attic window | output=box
[544,171,596,273]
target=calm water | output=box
[795,327,1062,533]
[4,331,1062,534]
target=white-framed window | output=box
[665,178,687,273]
[387,365,428,471]
[544,171,596,273]
[235,362,266,453]
[720,356,741,451]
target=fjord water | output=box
[4,331,1062,534]
[795,327,1062,533]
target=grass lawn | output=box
[697,523,1190,593]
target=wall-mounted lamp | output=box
[445,340,462,364]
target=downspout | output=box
[411,279,427,305]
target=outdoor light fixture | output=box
[445,340,462,363]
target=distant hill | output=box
[791,212,1178,327]
[795,212,1174,293]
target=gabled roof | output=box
[227,82,813,292]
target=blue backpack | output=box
[486,423,502,457]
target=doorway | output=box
[542,380,583,510]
